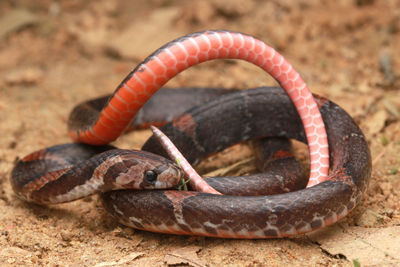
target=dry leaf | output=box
[4,68,43,85]
[204,157,255,177]
[364,109,388,136]
[197,144,253,174]
[308,225,400,266]
[93,252,143,267]
[0,9,38,39]
[165,246,206,267]
[383,98,399,118]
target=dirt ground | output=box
[0,0,399,266]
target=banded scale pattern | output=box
[68,30,329,186]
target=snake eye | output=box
[144,170,158,183]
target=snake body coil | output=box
[10,31,371,238]
[104,87,371,238]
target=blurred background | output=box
[0,0,399,266]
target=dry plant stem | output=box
[150,126,222,194]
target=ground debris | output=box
[379,49,396,86]
[0,9,38,39]
[308,225,400,266]
[92,252,143,267]
[106,7,184,60]
[165,246,207,267]
[3,68,43,86]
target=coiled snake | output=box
[10,31,371,238]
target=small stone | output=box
[60,230,74,242]
[213,0,255,18]
[4,68,43,86]
[355,209,385,227]
[180,2,215,25]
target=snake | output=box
[10,31,371,238]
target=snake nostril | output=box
[144,170,158,183]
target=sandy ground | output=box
[0,0,399,266]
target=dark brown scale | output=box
[102,87,371,238]
[12,87,304,206]
[11,144,115,194]
[61,87,306,196]
[11,145,181,204]
[203,137,306,196]
[68,87,235,132]
[142,88,308,195]
[10,86,371,238]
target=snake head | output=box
[113,150,184,190]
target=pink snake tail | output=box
[71,31,329,186]
[151,126,222,194]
